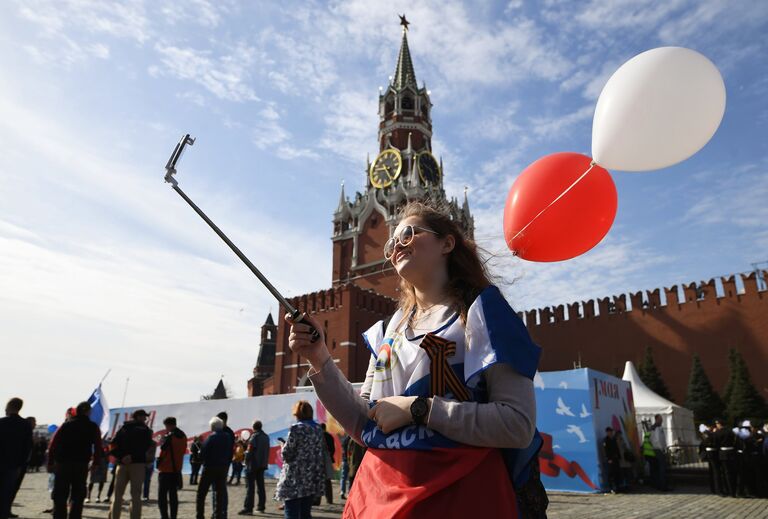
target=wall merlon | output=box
[613,294,627,313]
[682,282,699,304]
[664,285,679,306]
[629,291,644,311]
[721,276,738,298]
[702,279,717,303]
[567,302,581,320]
[740,271,767,296]
[526,309,538,326]
[647,288,662,309]
[582,299,595,318]
[597,297,611,316]
[554,304,565,322]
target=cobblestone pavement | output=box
[11,472,344,519]
[11,472,768,518]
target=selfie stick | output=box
[163,134,320,342]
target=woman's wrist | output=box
[307,349,331,371]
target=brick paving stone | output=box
[10,472,767,518]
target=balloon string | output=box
[510,161,597,244]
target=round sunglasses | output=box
[383,225,439,260]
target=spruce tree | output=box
[684,354,724,422]
[638,346,673,401]
[721,348,739,407]
[724,349,767,422]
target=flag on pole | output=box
[87,384,110,435]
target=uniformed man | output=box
[738,421,759,498]
[714,420,737,497]
[699,423,718,494]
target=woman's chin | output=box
[394,259,418,280]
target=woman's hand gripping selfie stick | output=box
[163,134,320,343]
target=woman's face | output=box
[390,216,452,284]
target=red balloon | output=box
[503,152,617,262]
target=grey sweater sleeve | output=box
[308,358,370,443]
[309,357,536,449]
[427,363,536,449]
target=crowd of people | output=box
[600,413,768,497]
[0,396,370,519]
[699,418,768,498]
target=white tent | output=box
[622,361,698,446]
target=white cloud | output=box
[319,88,379,163]
[250,105,319,160]
[495,234,674,311]
[154,42,261,103]
[682,161,768,230]
[570,0,687,31]
[531,104,593,139]
[159,0,228,28]
[176,90,207,107]
[0,88,331,421]
[13,0,150,65]
[259,29,339,97]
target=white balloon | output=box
[592,47,726,172]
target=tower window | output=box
[385,98,394,114]
[401,96,414,111]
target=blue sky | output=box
[1,0,766,423]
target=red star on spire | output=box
[399,14,410,31]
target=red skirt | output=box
[343,447,518,519]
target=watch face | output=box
[370,149,403,189]
[417,152,440,185]
[411,397,428,418]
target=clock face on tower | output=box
[417,151,440,185]
[369,149,403,188]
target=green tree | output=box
[724,349,767,422]
[638,346,673,401]
[684,354,724,422]
[721,348,739,406]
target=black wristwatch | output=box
[410,396,430,426]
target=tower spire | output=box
[393,15,417,90]
[336,181,346,212]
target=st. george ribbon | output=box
[163,134,320,343]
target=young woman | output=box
[287,202,544,518]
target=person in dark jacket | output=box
[238,421,270,515]
[715,420,737,497]
[320,423,335,505]
[0,397,33,519]
[197,417,234,519]
[602,427,621,493]
[47,401,103,519]
[212,412,235,517]
[189,437,203,486]
[156,417,186,519]
[9,416,37,516]
[109,409,155,519]
[339,435,350,500]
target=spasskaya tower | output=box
[249,15,473,396]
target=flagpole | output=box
[120,377,130,409]
[99,369,112,386]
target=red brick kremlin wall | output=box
[525,271,768,404]
[265,284,397,395]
